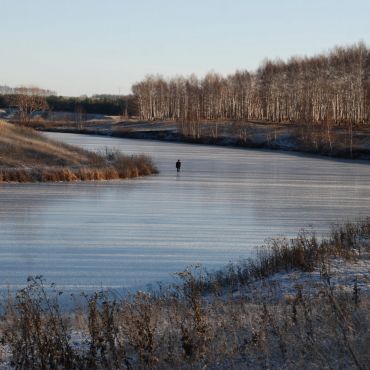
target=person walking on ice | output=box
[176,159,181,172]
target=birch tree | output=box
[132,43,369,130]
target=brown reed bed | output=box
[1,219,369,369]
[0,120,157,183]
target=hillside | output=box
[0,120,157,182]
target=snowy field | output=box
[0,133,370,292]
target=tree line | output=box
[1,43,368,127]
[0,86,136,117]
[46,95,136,116]
[132,43,369,125]
[0,94,137,119]
[0,85,56,96]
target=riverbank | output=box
[26,117,370,160]
[1,220,369,369]
[0,120,158,183]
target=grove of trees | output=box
[0,93,136,117]
[45,95,136,116]
[132,43,369,126]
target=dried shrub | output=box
[2,277,77,369]
[1,220,369,369]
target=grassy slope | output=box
[0,120,157,182]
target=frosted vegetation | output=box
[1,220,369,369]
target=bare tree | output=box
[74,104,86,130]
[8,87,49,125]
[132,43,369,134]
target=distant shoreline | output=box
[31,118,370,161]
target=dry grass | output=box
[1,220,370,369]
[194,222,370,295]
[0,120,157,182]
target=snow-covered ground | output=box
[235,253,370,302]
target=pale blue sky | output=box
[1,0,369,96]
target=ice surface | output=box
[0,132,369,292]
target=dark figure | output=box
[176,159,181,172]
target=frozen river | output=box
[1,132,370,292]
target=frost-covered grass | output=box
[0,120,158,182]
[1,219,370,369]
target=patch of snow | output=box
[236,254,370,302]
